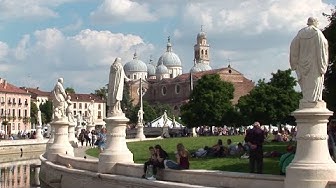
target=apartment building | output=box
[0,78,31,135]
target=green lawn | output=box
[86,135,290,175]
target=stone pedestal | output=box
[45,128,55,153]
[47,120,74,162]
[162,125,170,138]
[98,115,134,173]
[285,101,336,188]
[36,125,43,140]
[192,127,197,137]
[68,122,78,148]
[135,122,146,140]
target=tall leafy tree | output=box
[128,101,157,124]
[40,101,53,123]
[323,8,336,116]
[30,102,38,125]
[93,86,108,101]
[121,82,134,119]
[65,87,75,94]
[180,74,234,127]
[237,69,301,125]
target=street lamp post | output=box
[136,78,146,140]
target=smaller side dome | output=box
[156,64,169,75]
[147,58,156,76]
[190,65,202,73]
[197,62,211,71]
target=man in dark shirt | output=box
[245,121,265,174]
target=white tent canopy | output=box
[149,111,184,129]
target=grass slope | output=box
[86,135,290,175]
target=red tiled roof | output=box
[69,93,105,103]
[24,87,51,97]
[0,79,30,95]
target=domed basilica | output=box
[124,30,254,116]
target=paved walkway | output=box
[74,146,97,160]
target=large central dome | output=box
[157,37,182,67]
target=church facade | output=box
[124,30,254,116]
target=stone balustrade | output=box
[40,154,284,188]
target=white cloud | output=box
[182,0,333,35]
[0,0,82,21]
[2,28,154,93]
[90,0,156,23]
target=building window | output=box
[98,111,102,119]
[79,103,82,109]
[12,98,16,105]
[133,75,137,79]
[8,97,11,104]
[74,111,77,116]
[1,109,3,116]
[18,123,20,131]
[85,103,87,109]
[175,84,180,94]
[73,103,76,108]
[18,109,21,117]
[12,109,15,117]
[12,124,15,130]
[24,110,27,117]
[18,98,22,105]
[98,104,101,110]
[201,49,204,55]
[161,86,167,96]
[205,50,208,55]
[228,69,232,74]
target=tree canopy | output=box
[323,8,336,117]
[237,69,301,125]
[180,74,234,128]
[30,102,38,125]
[65,87,75,94]
[39,100,53,124]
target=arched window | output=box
[175,84,180,94]
[205,50,208,55]
[161,86,167,96]
[201,50,204,55]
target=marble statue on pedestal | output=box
[137,109,143,124]
[37,110,42,126]
[66,95,75,123]
[290,17,329,104]
[87,100,94,124]
[107,57,130,116]
[51,78,67,121]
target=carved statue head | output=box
[58,77,64,84]
[307,17,318,27]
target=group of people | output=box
[77,127,107,153]
[142,143,190,180]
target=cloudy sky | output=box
[0,0,335,93]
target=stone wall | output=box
[0,139,47,155]
[40,154,285,188]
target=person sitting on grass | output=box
[142,146,158,179]
[209,139,225,157]
[165,143,190,170]
[279,144,295,175]
[154,144,169,169]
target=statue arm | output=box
[290,35,300,70]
